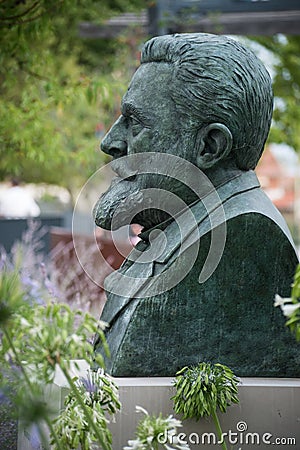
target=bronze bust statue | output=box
[93,33,300,377]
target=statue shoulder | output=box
[221,187,297,254]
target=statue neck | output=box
[203,161,245,188]
[139,165,249,241]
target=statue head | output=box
[94,33,273,231]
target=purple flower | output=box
[40,263,61,300]
[79,372,97,394]
[20,274,43,304]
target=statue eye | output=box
[129,116,144,137]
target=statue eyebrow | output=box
[121,102,150,126]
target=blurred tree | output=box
[253,35,300,153]
[0,0,144,200]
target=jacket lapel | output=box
[101,239,154,323]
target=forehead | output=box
[122,62,173,111]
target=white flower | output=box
[165,439,190,450]
[165,415,183,429]
[135,405,149,416]
[274,294,300,317]
[125,406,190,450]
[281,303,300,317]
[146,435,154,445]
[274,294,292,307]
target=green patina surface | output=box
[93,33,300,376]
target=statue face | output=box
[94,62,196,231]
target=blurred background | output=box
[0,0,300,317]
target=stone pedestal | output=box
[18,361,300,450]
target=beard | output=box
[93,172,200,232]
[93,173,173,231]
[93,147,200,232]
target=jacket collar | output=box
[138,170,260,264]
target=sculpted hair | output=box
[141,33,273,170]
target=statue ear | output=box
[195,123,233,170]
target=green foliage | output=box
[275,264,300,341]
[52,369,121,450]
[172,362,239,450]
[0,255,109,379]
[172,362,239,420]
[1,302,108,382]
[253,36,300,152]
[0,260,25,326]
[0,0,144,195]
[286,265,300,341]
[0,248,112,450]
[124,406,190,450]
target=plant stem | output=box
[45,417,64,450]
[4,327,32,388]
[211,409,227,450]
[3,327,64,450]
[61,364,110,450]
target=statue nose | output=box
[101,138,127,158]
[100,116,127,158]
